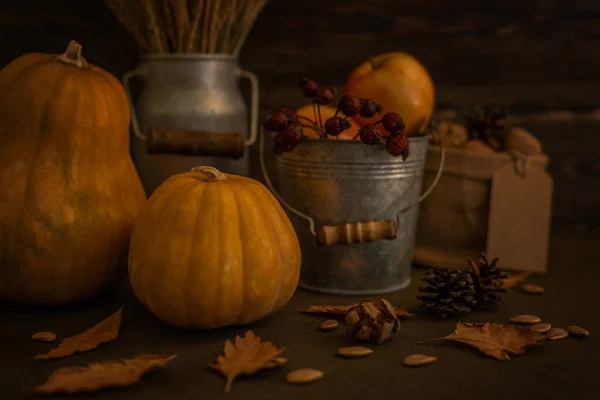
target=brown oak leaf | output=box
[208,330,286,394]
[301,303,414,318]
[419,321,546,360]
[502,271,532,289]
[34,354,177,394]
[34,307,123,360]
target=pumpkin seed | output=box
[403,354,437,367]
[31,331,57,342]
[520,284,544,294]
[567,325,590,337]
[548,328,569,341]
[509,315,541,325]
[272,357,288,366]
[286,368,324,384]
[319,319,339,331]
[529,323,551,333]
[337,346,373,358]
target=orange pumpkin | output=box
[128,166,301,329]
[0,40,146,305]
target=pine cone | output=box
[344,299,400,344]
[468,253,508,309]
[417,268,476,318]
[462,105,508,151]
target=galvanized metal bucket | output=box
[259,128,446,295]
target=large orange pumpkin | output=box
[0,40,146,305]
[128,166,301,329]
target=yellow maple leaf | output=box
[208,330,286,393]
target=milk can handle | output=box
[259,123,446,247]
[121,66,259,156]
[237,68,259,147]
[122,65,149,141]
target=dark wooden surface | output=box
[2,233,600,399]
[0,0,599,230]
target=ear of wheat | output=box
[104,0,268,56]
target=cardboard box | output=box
[414,145,553,273]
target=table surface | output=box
[2,233,600,400]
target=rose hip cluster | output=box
[262,77,409,159]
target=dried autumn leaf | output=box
[502,271,532,289]
[301,303,414,318]
[419,322,546,360]
[34,307,123,360]
[34,354,177,394]
[208,330,285,393]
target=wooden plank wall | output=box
[0,0,599,231]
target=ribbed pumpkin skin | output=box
[0,42,146,305]
[128,167,301,329]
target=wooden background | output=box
[0,0,599,231]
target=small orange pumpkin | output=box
[128,166,301,329]
[0,40,146,305]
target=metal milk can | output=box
[122,54,258,196]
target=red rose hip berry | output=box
[359,124,383,145]
[263,111,288,131]
[280,108,296,119]
[359,98,382,118]
[386,133,410,160]
[299,77,319,98]
[338,95,362,117]
[315,87,336,105]
[324,117,352,136]
[381,112,406,134]
[273,124,302,154]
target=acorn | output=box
[344,299,400,344]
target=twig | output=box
[161,0,176,51]
[175,0,190,53]
[232,0,267,57]
[220,0,236,52]
[104,0,150,51]
[208,0,222,53]
[186,0,205,52]
[103,0,267,54]
[142,0,166,53]
[201,0,213,53]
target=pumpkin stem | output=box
[54,40,89,68]
[190,166,228,181]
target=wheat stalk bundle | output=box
[104,0,268,56]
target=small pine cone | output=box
[468,253,508,309]
[344,299,400,344]
[417,268,476,318]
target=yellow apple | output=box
[344,52,435,136]
[295,104,360,140]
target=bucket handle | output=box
[259,123,446,247]
[122,65,259,159]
